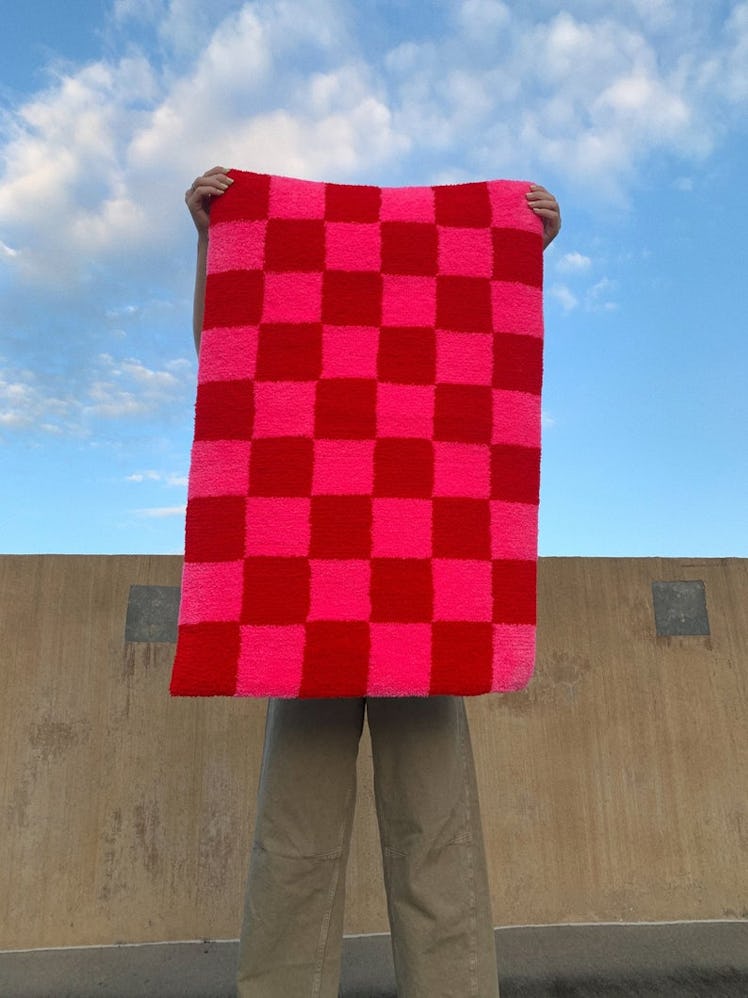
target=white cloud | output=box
[84,355,192,420]
[457,0,511,39]
[0,0,746,292]
[541,409,557,429]
[0,364,79,434]
[557,251,592,273]
[549,283,579,312]
[585,277,618,312]
[0,353,193,438]
[127,469,187,486]
[134,505,186,517]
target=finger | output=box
[189,175,232,197]
[526,194,557,209]
[529,205,559,217]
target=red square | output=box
[493,333,543,394]
[169,622,240,695]
[184,496,245,562]
[310,496,372,558]
[203,270,263,328]
[194,380,254,441]
[432,498,490,558]
[249,437,314,496]
[493,559,537,624]
[325,183,381,222]
[434,384,492,443]
[492,228,543,286]
[371,559,433,622]
[315,378,377,439]
[374,439,434,498]
[300,621,371,698]
[242,557,311,624]
[265,218,325,272]
[377,327,436,384]
[491,444,540,504]
[430,622,493,695]
[255,323,322,381]
[436,275,492,332]
[322,271,382,326]
[381,222,438,275]
[434,182,491,228]
[209,171,270,224]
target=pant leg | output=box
[367,696,500,998]
[236,697,365,998]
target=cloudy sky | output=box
[2,0,746,555]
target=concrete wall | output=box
[1,555,746,949]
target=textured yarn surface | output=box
[170,170,544,697]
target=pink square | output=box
[245,498,311,555]
[198,326,258,383]
[208,221,266,273]
[262,273,322,322]
[253,381,316,437]
[492,623,536,691]
[269,175,325,218]
[438,227,493,277]
[492,389,541,447]
[436,331,493,384]
[312,439,374,494]
[372,498,432,557]
[325,223,381,271]
[491,281,543,336]
[433,442,490,498]
[369,623,432,695]
[376,383,434,438]
[488,180,542,232]
[188,440,251,497]
[380,187,435,222]
[322,326,379,378]
[433,559,492,621]
[382,276,436,326]
[309,560,371,620]
[490,501,538,559]
[179,560,244,624]
[237,625,305,696]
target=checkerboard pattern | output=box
[170,170,544,698]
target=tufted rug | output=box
[170,170,544,698]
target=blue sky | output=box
[1,0,746,556]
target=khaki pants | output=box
[236,696,500,998]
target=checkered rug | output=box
[170,170,544,698]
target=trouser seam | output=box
[310,781,355,997]
[458,704,480,998]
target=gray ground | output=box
[1,921,747,997]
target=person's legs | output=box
[367,696,500,998]
[236,697,365,998]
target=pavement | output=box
[1,921,747,997]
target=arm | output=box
[526,184,561,250]
[184,166,234,354]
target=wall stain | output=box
[98,807,126,902]
[28,716,90,764]
[503,652,591,713]
[198,812,237,892]
[133,798,163,878]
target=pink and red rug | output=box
[170,170,543,698]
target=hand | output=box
[526,185,561,249]
[185,166,233,237]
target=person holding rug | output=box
[184,167,560,998]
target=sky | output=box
[1,0,747,556]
